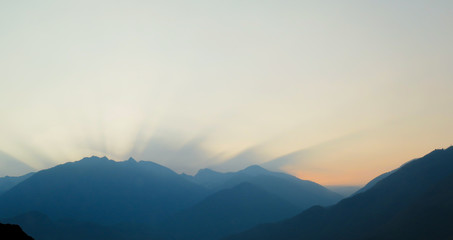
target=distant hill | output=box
[165,182,299,240]
[0,156,209,224]
[191,168,236,189]
[0,172,34,195]
[225,147,453,240]
[193,165,302,189]
[191,165,342,210]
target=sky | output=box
[0,0,452,185]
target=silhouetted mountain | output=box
[165,182,299,240]
[0,156,209,224]
[192,168,236,189]
[191,165,342,210]
[353,169,396,196]
[2,211,169,240]
[225,147,453,240]
[193,165,298,189]
[0,172,34,195]
[0,222,33,240]
[368,171,453,240]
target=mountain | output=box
[0,156,209,225]
[0,222,33,240]
[191,165,342,210]
[165,182,299,240]
[0,172,34,195]
[225,146,453,240]
[368,171,453,240]
[353,169,396,196]
[1,211,168,240]
[193,165,299,189]
[354,157,423,196]
[191,168,236,189]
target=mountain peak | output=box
[241,165,268,174]
[195,168,219,176]
[79,156,111,163]
[226,146,453,240]
[126,157,137,163]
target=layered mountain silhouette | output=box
[165,182,299,240]
[353,168,399,196]
[6,148,452,240]
[0,156,344,240]
[190,165,342,210]
[225,146,453,240]
[0,156,209,224]
[0,222,33,240]
[0,172,34,195]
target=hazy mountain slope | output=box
[0,156,209,224]
[225,147,453,240]
[0,222,34,240]
[353,169,396,196]
[191,168,236,189]
[0,172,34,195]
[193,165,301,189]
[166,182,299,240]
[192,165,342,210]
[0,151,35,177]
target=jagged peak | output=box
[70,156,116,168]
[79,156,111,162]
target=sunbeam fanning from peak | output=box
[0,1,453,185]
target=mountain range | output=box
[224,146,453,240]
[0,172,34,195]
[0,156,341,240]
[0,156,208,225]
[188,165,342,209]
[164,182,299,240]
[2,147,453,240]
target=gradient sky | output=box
[1,0,452,185]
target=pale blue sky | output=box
[1,0,452,184]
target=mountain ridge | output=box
[0,156,209,224]
[225,146,453,240]
[165,182,299,240]
[188,163,342,210]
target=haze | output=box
[1,0,452,185]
